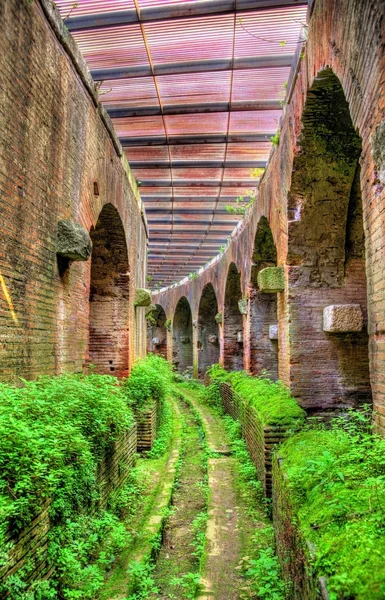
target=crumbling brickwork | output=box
[0,0,148,379]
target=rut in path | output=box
[150,386,270,600]
[182,388,257,600]
[149,395,207,599]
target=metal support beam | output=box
[120,133,272,146]
[128,160,267,168]
[92,55,294,81]
[66,1,307,32]
[140,179,256,187]
[109,100,281,118]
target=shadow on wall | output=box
[88,203,130,378]
[249,217,279,380]
[224,263,244,371]
[287,67,372,411]
[198,283,220,378]
[173,296,193,375]
[147,304,168,358]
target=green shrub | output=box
[206,365,305,426]
[279,410,385,599]
[0,373,135,598]
[123,354,173,411]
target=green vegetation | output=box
[223,417,285,600]
[0,373,135,599]
[206,364,305,426]
[148,388,209,600]
[123,353,174,412]
[270,129,280,146]
[279,410,385,599]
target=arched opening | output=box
[147,304,168,358]
[198,283,220,377]
[88,204,130,377]
[223,263,244,371]
[173,296,193,375]
[287,68,371,411]
[249,217,278,379]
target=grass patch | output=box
[206,364,305,426]
[279,410,385,599]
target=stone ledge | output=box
[269,324,279,340]
[323,304,363,333]
[257,266,285,293]
[56,220,92,261]
[134,288,152,307]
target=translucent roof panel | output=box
[56,0,308,287]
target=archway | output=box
[198,283,220,377]
[147,304,168,358]
[223,263,244,371]
[88,204,130,377]
[287,68,371,411]
[249,217,278,379]
[173,296,193,374]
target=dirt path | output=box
[149,396,208,599]
[181,388,256,600]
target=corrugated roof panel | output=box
[55,0,307,284]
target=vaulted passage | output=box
[147,304,168,358]
[224,263,244,371]
[89,204,130,377]
[2,0,385,597]
[198,283,220,378]
[173,296,193,374]
[287,68,372,411]
[249,217,278,379]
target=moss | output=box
[215,312,222,324]
[134,288,152,307]
[207,365,305,427]
[252,216,277,266]
[257,266,285,293]
[278,415,385,599]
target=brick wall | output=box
[272,456,329,599]
[219,381,290,496]
[0,0,148,380]
[153,0,385,430]
[136,400,159,452]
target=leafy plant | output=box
[279,409,385,599]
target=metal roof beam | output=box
[146,208,232,214]
[128,160,267,168]
[121,133,272,146]
[92,55,293,81]
[109,100,281,118]
[66,1,307,32]
[140,179,257,187]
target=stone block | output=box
[257,266,284,293]
[134,288,152,307]
[56,220,92,261]
[269,325,278,340]
[323,304,363,333]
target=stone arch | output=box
[249,216,278,379]
[173,296,193,375]
[287,67,371,411]
[147,304,168,358]
[88,203,130,377]
[223,263,244,371]
[197,283,220,377]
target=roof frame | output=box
[65,0,307,31]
